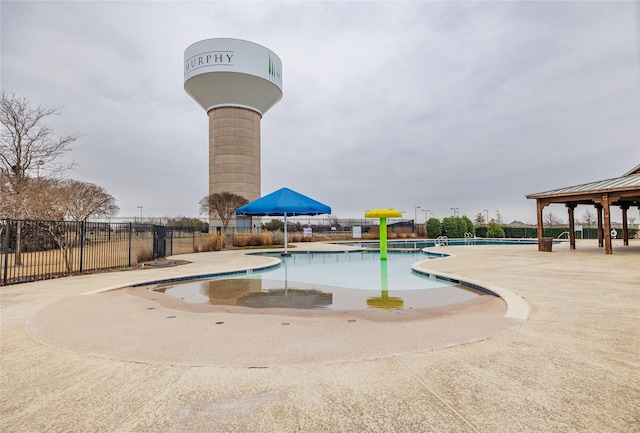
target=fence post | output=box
[79,221,86,273]
[15,220,22,266]
[2,219,10,286]
[152,225,158,259]
[128,222,132,267]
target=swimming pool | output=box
[346,238,553,249]
[152,251,493,311]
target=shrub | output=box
[502,226,537,238]
[233,233,270,247]
[251,234,263,246]
[462,216,474,235]
[233,233,249,247]
[439,216,476,238]
[368,226,380,239]
[200,233,225,251]
[271,231,284,246]
[475,226,487,238]
[487,221,505,238]
[261,231,272,245]
[390,227,413,238]
[442,217,463,238]
[262,220,284,231]
[136,248,154,263]
[426,218,442,238]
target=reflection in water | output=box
[206,278,332,309]
[241,288,332,309]
[153,252,484,311]
[156,277,333,309]
[367,261,404,309]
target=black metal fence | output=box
[0,218,209,286]
[8,216,612,286]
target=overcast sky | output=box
[2,1,639,224]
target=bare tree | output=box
[581,209,595,226]
[474,212,486,225]
[1,91,79,197]
[544,212,563,227]
[327,215,341,229]
[1,176,72,220]
[1,177,68,265]
[199,191,248,234]
[2,176,119,265]
[61,180,119,221]
[494,210,504,225]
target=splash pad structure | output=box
[364,209,403,260]
[364,209,404,308]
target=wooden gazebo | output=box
[526,165,640,254]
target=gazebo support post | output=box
[604,196,612,254]
[595,204,604,248]
[596,195,613,254]
[621,205,629,246]
[536,200,548,251]
[566,203,576,250]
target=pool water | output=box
[347,238,543,249]
[154,252,487,311]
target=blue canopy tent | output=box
[236,187,331,254]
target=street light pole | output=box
[414,206,421,235]
[424,209,430,238]
[137,206,143,223]
[484,209,489,225]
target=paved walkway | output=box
[1,240,639,432]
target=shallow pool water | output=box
[153,252,486,311]
[346,238,544,249]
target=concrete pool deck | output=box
[1,239,639,432]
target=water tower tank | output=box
[184,38,283,228]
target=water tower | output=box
[184,38,283,231]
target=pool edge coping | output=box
[412,250,531,321]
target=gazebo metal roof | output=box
[526,165,640,206]
[526,174,640,203]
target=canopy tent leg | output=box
[283,213,289,255]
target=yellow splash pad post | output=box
[365,209,402,261]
